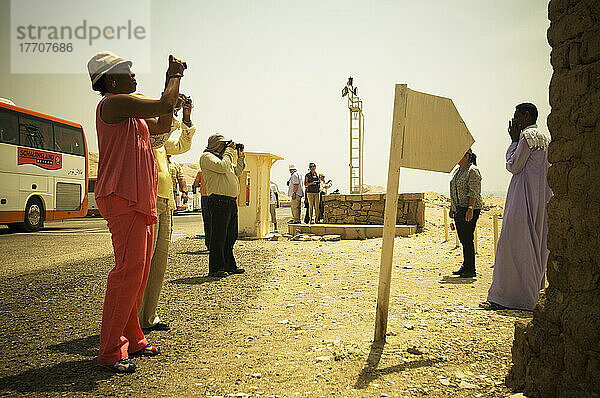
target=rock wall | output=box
[507,1,600,396]
[323,193,424,232]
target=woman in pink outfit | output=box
[87,51,186,373]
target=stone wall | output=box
[507,1,600,396]
[323,193,424,232]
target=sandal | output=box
[100,357,137,373]
[479,301,508,311]
[131,343,161,357]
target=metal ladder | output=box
[348,95,364,194]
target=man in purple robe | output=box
[483,103,552,311]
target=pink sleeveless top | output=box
[95,94,157,222]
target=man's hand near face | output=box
[508,119,522,143]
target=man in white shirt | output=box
[287,164,303,223]
[269,182,279,232]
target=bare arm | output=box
[145,112,175,135]
[101,78,181,125]
[100,55,185,126]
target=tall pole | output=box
[341,77,364,194]
[374,84,407,343]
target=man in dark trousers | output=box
[193,170,210,253]
[199,134,246,277]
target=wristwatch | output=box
[468,206,474,209]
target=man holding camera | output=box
[199,134,246,277]
[287,165,303,223]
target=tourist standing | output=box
[483,103,552,311]
[287,165,303,223]
[199,135,246,277]
[318,174,332,222]
[449,149,483,278]
[304,163,320,224]
[168,156,187,208]
[270,182,279,232]
[138,95,195,332]
[87,52,185,373]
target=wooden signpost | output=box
[443,207,449,242]
[374,84,475,343]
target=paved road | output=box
[0,212,205,277]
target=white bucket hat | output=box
[289,164,296,170]
[87,51,132,87]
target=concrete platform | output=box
[287,223,417,239]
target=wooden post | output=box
[443,207,449,242]
[455,226,460,248]
[493,211,499,255]
[374,84,407,343]
[474,224,478,254]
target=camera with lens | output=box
[173,94,192,116]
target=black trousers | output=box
[207,194,238,273]
[304,195,310,224]
[454,207,481,273]
[318,191,325,221]
[201,195,211,250]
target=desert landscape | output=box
[0,193,532,398]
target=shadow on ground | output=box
[177,250,209,255]
[169,275,227,284]
[48,334,100,357]
[354,343,441,389]
[477,308,533,319]
[0,359,113,393]
[440,275,476,284]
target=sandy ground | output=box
[0,194,531,397]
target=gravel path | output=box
[0,201,529,397]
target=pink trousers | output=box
[96,195,154,365]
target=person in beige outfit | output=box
[138,95,195,331]
[287,164,303,223]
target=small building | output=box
[237,151,283,237]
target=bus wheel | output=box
[23,197,44,232]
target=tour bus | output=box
[0,101,88,231]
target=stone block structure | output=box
[322,193,424,232]
[507,1,600,396]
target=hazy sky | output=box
[0,0,552,196]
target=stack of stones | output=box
[507,0,600,396]
[322,193,424,232]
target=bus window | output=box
[54,124,84,156]
[19,115,53,150]
[88,178,96,193]
[0,108,18,144]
